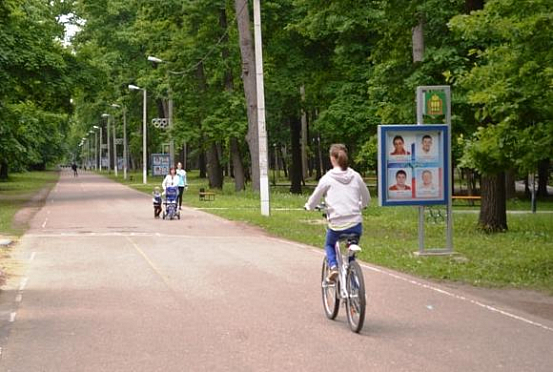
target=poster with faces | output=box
[379,125,448,206]
[387,168,412,199]
[415,168,441,198]
[416,133,439,161]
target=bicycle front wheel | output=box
[321,258,340,319]
[345,261,366,333]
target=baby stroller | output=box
[163,186,180,220]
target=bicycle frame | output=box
[334,239,361,299]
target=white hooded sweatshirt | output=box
[305,167,371,230]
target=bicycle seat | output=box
[338,234,359,245]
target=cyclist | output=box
[304,144,370,282]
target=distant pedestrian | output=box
[176,162,188,210]
[71,163,78,177]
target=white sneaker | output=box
[326,266,339,282]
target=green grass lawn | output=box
[108,170,553,294]
[0,171,59,235]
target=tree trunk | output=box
[316,134,323,180]
[466,169,477,196]
[234,0,259,191]
[280,145,288,178]
[466,0,485,13]
[300,85,308,181]
[230,137,245,191]
[0,160,8,180]
[199,151,207,179]
[537,158,550,197]
[479,172,508,232]
[289,117,302,194]
[505,168,516,199]
[206,143,223,189]
[524,173,531,198]
[221,6,245,191]
[412,18,424,63]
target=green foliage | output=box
[354,136,378,172]
[0,170,59,235]
[450,0,553,173]
[0,0,75,173]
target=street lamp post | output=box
[253,0,270,216]
[112,118,118,177]
[99,125,103,171]
[101,113,111,173]
[147,55,174,167]
[111,104,128,180]
[93,126,100,170]
[129,84,147,184]
[88,130,94,170]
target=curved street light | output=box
[128,84,148,184]
[110,103,128,180]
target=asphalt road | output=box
[0,171,552,371]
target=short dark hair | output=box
[422,135,432,142]
[396,170,407,178]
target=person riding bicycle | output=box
[304,144,371,282]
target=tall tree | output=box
[451,0,553,230]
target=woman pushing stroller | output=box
[161,167,181,220]
[162,167,180,191]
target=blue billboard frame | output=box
[151,153,170,177]
[378,124,450,206]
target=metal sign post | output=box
[416,85,453,255]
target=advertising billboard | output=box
[151,153,170,176]
[378,125,449,206]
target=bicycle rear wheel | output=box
[321,258,340,319]
[345,261,366,333]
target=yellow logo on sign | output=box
[427,94,443,116]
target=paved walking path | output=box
[0,171,552,371]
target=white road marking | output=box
[26,232,244,239]
[20,230,553,333]
[9,313,16,323]
[265,236,553,334]
[41,218,48,229]
[18,278,28,291]
[30,252,37,261]
[15,294,22,303]
[359,263,553,333]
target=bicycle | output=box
[316,204,366,333]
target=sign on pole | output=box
[151,153,170,176]
[378,125,450,207]
[377,86,453,256]
[151,118,170,129]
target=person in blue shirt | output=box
[176,162,188,210]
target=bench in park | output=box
[199,188,215,201]
[452,195,481,206]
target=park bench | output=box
[452,195,481,206]
[199,188,215,201]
